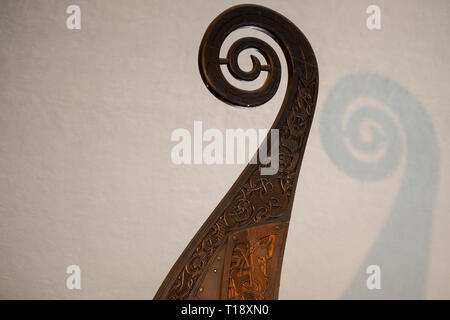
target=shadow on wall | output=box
[320,72,439,299]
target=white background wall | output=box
[0,0,449,299]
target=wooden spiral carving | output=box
[154,4,319,300]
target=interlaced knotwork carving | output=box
[154,4,318,300]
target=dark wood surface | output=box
[154,4,319,300]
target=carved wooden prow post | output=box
[154,4,319,300]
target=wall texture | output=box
[0,0,449,299]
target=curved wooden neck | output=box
[155,4,319,300]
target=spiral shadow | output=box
[320,72,439,299]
